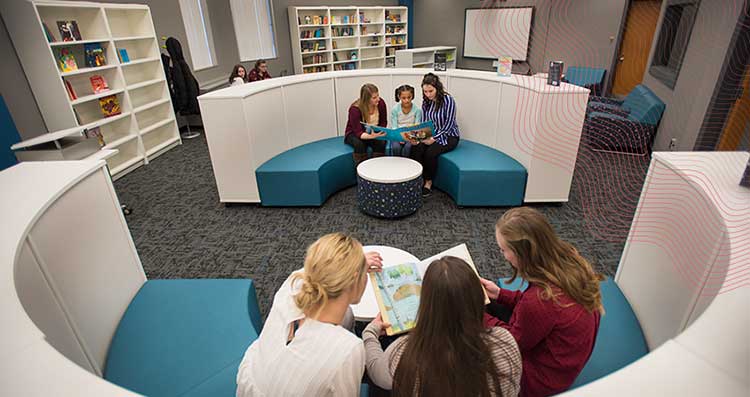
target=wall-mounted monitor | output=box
[463,7,533,61]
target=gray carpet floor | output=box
[113,132,649,318]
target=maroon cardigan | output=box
[344,98,388,139]
[484,285,600,397]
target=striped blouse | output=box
[422,94,460,145]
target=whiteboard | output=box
[463,7,533,61]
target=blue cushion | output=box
[565,67,606,88]
[494,277,648,389]
[105,279,263,397]
[626,91,665,125]
[255,137,356,206]
[433,140,527,206]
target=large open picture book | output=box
[370,243,489,335]
[361,120,434,142]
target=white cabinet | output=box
[395,46,457,69]
[2,1,180,179]
[288,6,408,74]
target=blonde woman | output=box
[481,207,605,397]
[344,83,387,166]
[237,233,382,396]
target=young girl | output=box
[229,64,247,86]
[481,207,605,397]
[389,85,423,157]
[364,256,522,397]
[237,233,382,396]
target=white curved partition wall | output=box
[197,69,591,204]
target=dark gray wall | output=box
[642,0,745,151]
[412,0,628,78]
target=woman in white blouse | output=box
[237,233,382,397]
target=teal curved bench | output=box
[434,140,527,206]
[255,137,356,206]
[497,277,648,389]
[105,279,263,397]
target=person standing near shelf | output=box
[389,84,422,157]
[410,73,460,197]
[345,83,387,167]
[248,59,272,82]
[229,64,248,86]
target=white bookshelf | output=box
[395,46,457,69]
[288,6,407,74]
[2,0,180,179]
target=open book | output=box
[361,121,434,142]
[370,244,489,336]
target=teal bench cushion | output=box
[496,277,648,389]
[105,279,263,397]
[434,140,527,206]
[255,137,356,206]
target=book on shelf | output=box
[548,61,563,87]
[42,22,55,43]
[84,43,106,68]
[497,55,512,77]
[83,126,105,147]
[63,79,77,100]
[361,120,435,142]
[89,75,110,94]
[371,244,489,336]
[434,53,447,71]
[118,48,130,63]
[99,95,121,117]
[57,20,82,42]
[58,48,78,72]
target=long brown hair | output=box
[392,257,510,397]
[421,73,447,109]
[229,64,247,84]
[497,207,605,314]
[354,83,379,122]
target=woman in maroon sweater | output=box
[345,84,387,166]
[481,207,605,397]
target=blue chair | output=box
[496,277,648,390]
[585,84,665,155]
[563,67,606,96]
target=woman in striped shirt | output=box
[409,73,460,197]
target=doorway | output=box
[611,0,662,97]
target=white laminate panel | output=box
[283,79,338,146]
[334,74,393,135]
[243,88,288,167]
[15,240,92,373]
[27,169,145,372]
[496,84,532,170]
[448,76,500,148]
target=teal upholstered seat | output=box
[496,277,648,389]
[255,137,356,206]
[105,279,263,397]
[433,140,527,206]
[564,66,606,95]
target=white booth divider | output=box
[198,69,591,204]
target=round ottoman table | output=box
[357,157,423,218]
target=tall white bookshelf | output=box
[2,0,181,179]
[288,6,407,74]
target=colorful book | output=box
[57,20,82,42]
[42,22,55,43]
[497,55,512,77]
[83,126,105,147]
[84,43,106,67]
[434,52,447,71]
[361,121,435,142]
[371,244,489,336]
[64,79,77,100]
[58,48,78,72]
[89,75,109,94]
[118,48,130,62]
[99,95,121,117]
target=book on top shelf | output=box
[89,75,109,94]
[56,20,82,42]
[58,48,78,72]
[84,43,106,68]
[99,95,121,117]
[371,244,489,336]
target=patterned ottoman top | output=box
[357,157,422,183]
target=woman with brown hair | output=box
[481,207,605,397]
[247,59,272,82]
[237,233,382,396]
[229,64,248,86]
[344,83,388,166]
[363,256,522,397]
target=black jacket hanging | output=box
[165,37,200,115]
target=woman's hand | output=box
[368,313,391,336]
[363,131,386,140]
[480,277,501,300]
[365,251,383,272]
[422,137,435,145]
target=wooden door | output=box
[611,0,662,96]
[718,66,750,150]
